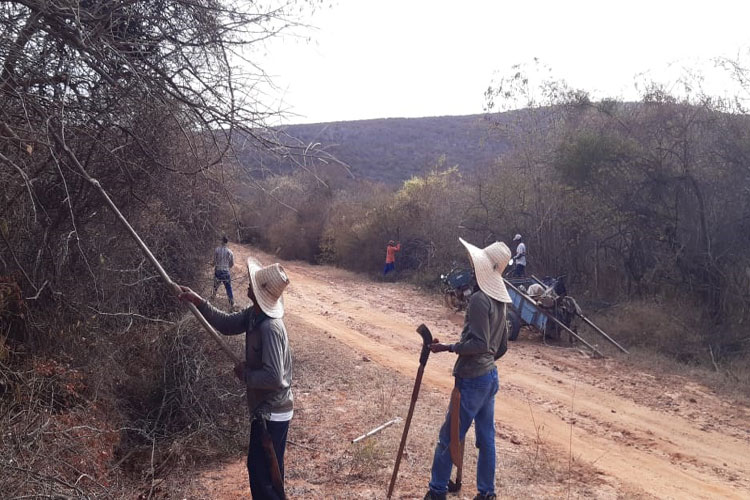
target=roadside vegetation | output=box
[237,68,750,395]
[0,1,325,496]
[2,1,750,497]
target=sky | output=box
[257,0,750,125]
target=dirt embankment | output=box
[191,246,750,499]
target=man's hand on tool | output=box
[429,338,452,353]
[233,361,246,383]
[177,285,204,306]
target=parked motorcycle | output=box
[440,266,476,311]
[441,266,520,345]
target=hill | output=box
[238,114,511,184]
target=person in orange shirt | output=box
[383,240,401,275]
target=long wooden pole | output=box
[53,131,241,365]
[387,363,427,499]
[577,312,629,355]
[387,324,433,499]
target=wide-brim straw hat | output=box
[459,238,512,303]
[247,258,289,318]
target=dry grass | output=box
[591,299,750,400]
[591,299,704,359]
[0,303,248,498]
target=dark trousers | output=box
[248,418,289,500]
[513,264,526,277]
[213,269,234,303]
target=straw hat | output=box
[459,238,512,303]
[247,258,289,318]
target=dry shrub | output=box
[94,317,246,470]
[319,168,474,275]
[0,277,25,346]
[236,171,334,262]
[265,210,324,261]
[0,313,248,497]
[592,299,705,364]
[0,354,127,497]
[348,438,389,478]
[318,191,389,271]
[0,219,237,497]
[723,357,750,394]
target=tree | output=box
[0,2,325,496]
[0,0,313,314]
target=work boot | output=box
[424,491,447,500]
[473,494,497,500]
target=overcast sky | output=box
[258,0,750,124]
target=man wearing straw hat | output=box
[178,257,292,499]
[424,238,512,500]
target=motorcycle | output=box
[442,259,515,312]
[440,266,476,311]
[441,266,519,345]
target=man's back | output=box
[452,290,507,379]
[515,242,526,266]
[214,245,234,270]
[385,243,401,263]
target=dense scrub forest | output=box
[2,0,750,497]
[237,114,512,183]
[237,85,750,384]
[0,1,329,496]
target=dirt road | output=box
[200,247,749,499]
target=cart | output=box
[503,275,628,357]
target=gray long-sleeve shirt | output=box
[213,244,234,271]
[451,290,508,379]
[197,301,293,417]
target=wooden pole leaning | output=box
[576,312,629,355]
[54,133,241,365]
[387,324,433,499]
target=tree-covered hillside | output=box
[239,114,511,183]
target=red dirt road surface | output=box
[195,246,750,499]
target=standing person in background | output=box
[512,234,526,277]
[212,235,235,308]
[179,258,293,499]
[383,240,401,276]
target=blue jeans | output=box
[213,269,233,303]
[429,368,499,496]
[383,262,395,275]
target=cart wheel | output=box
[507,309,521,341]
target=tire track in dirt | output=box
[235,247,750,499]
